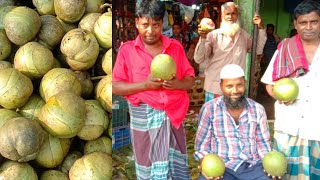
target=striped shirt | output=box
[194,96,271,171]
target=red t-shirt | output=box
[113,35,195,128]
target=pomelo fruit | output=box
[150,54,176,80]
[201,154,225,178]
[200,18,215,33]
[273,78,299,102]
[263,151,287,177]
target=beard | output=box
[220,21,241,37]
[224,95,246,110]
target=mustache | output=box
[220,21,241,37]
[223,95,246,109]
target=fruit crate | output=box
[112,125,131,150]
[188,76,205,106]
[112,95,129,128]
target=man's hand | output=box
[253,15,264,29]
[278,100,295,106]
[198,165,223,180]
[162,75,180,90]
[144,74,163,90]
[197,24,209,39]
[264,170,282,180]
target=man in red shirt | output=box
[112,0,195,179]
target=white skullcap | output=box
[220,64,245,79]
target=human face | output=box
[294,11,320,42]
[136,17,163,45]
[222,5,239,24]
[172,25,181,37]
[220,77,246,109]
[266,26,274,36]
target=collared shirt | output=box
[194,96,271,171]
[112,35,195,129]
[194,28,266,95]
[261,45,320,140]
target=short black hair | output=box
[294,0,320,20]
[135,0,165,21]
[172,22,182,28]
[266,24,275,30]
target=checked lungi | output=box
[128,103,191,180]
[273,130,320,180]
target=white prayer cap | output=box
[220,64,245,79]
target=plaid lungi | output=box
[128,103,191,180]
[273,130,320,180]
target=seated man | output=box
[194,64,272,180]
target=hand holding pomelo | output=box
[201,154,225,178]
[273,78,299,102]
[263,151,287,177]
[200,18,215,33]
[150,54,176,80]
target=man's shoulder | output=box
[120,40,135,47]
[118,40,136,52]
[203,97,222,108]
[246,98,265,110]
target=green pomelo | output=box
[84,136,112,155]
[95,74,112,112]
[79,13,102,33]
[35,134,71,168]
[60,28,99,71]
[38,92,86,138]
[54,0,86,23]
[69,152,112,180]
[200,18,215,33]
[39,68,82,102]
[0,68,33,109]
[4,6,41,45]
[273,78,299,102]
[0,160,38,180]
[58,151,82,174]
[37,15,65,50]
[93,12,112,49]
[19,94,45,121]
[0,61,12,69]
[201,154,225,178]
[77,100,109,141]
[40,170,68,180]
[32,0,55,15]
[0,29,12,61]
[14,42,55,79]
[0,108,20,129]
[102,48,112,75]
[150,54,176,80]
[74,70,94,98]
[85,0,105,13]
[0,117,46,162]
[263,151,287,177]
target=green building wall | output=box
[260,0,293,39]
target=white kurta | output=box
[261,45,320,140]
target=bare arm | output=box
[112,75,163,96]
[162,75,195,90]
